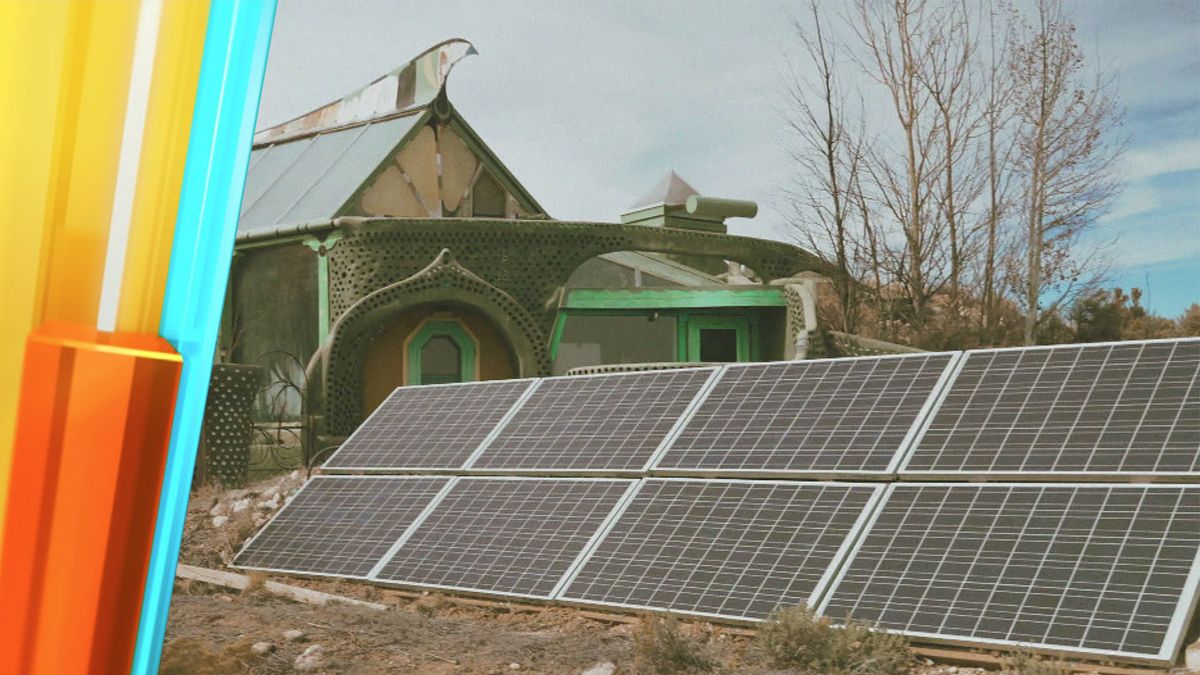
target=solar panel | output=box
[467,369,718,474]
[654,354,957,477]
[560,479,882,621]
[901,339,1200,478]
[323,379,534,471]
[819,484,1200,665]
[233,476,451,577]
[372,478,635,598]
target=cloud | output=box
[1122,138,1200,183]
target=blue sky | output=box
[258,0,1200,317]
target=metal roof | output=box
[628,171,699,210]
[238,113,423,235]
[598,251,725,287]
[252,39,475,145]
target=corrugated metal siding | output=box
[238,114,423,235]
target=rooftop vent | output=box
[620,171,757,234]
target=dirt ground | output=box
[159,474,1096,674]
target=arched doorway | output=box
[406,320,477,385]
[360,306,517,416]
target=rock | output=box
[580,662,615,675]
[256,498,279,511]
[231,497,252,513]
[282,629,307,642]
[252,513,268,527]
[251,642,275,655]
[1186,639,1200,670]
[209,502,229,517]
[293,644,324,671]
[290,470,302,481]
[225,488,251,500]
[211,515,228,528]
[509,663,521,671]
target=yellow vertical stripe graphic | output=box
[116,0,211,333]
[36,0,142,327]
[0,0,208,559]
[0,1,71,512]
[0,1,144,551]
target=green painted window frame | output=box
[685,314,751,362]
[407,320,477,385]
[548,309,760,365]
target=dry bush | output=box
[632,615,714,674]
[160,637,278,675]
[217,509,263,565]
[754,606,912,675]
[1000,652,1075,675]
[241,570,269,599]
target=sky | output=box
[256,0,1200,317]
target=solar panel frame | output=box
[649,352,963,480]
[367,477,640,601]
[554,479,886,624]
[231,475,454,579]
[897,338,1200,482]
[320,378,539,473]
[462,368,723,476]
[815,483,1200,667]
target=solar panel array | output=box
[232,337,1200,667]
[374,478,634,598]
[820,484,1200,663]
[903,340,1200,478]
[233,476,450,577]
[656,353,955,476]
[560,480,881,620]
[470,369,718,473]
[324,379,534,471]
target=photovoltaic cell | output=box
[323,379,533,470]
[903,339,1200,476]
[561,480,880,620]
[233,476,450,577]
[469,369,717,473]
[820,484,1200,664]
[374,478,634,598]
[656,354,955,475]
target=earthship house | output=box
[219,39,899,447]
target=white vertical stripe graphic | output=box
[96,0,164,331]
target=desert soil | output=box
[160,473,1070,674]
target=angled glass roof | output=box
[238,113,423,235]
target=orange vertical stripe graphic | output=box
[0,324,181,674]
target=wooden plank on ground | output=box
[909,646,1168,675]
[176,564,387,611]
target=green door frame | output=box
[685,314,751,362]
[407,320,477,385]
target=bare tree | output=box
[979,1,1019,343]
[851,0,948,329]
[919,0,986,330]
[782,0,865,332]
[1008,0,1124,344]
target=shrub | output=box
[241,570,268,599]
[755,606,912,675]
[632,615,714,674]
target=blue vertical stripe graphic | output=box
[132,1,277,673]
